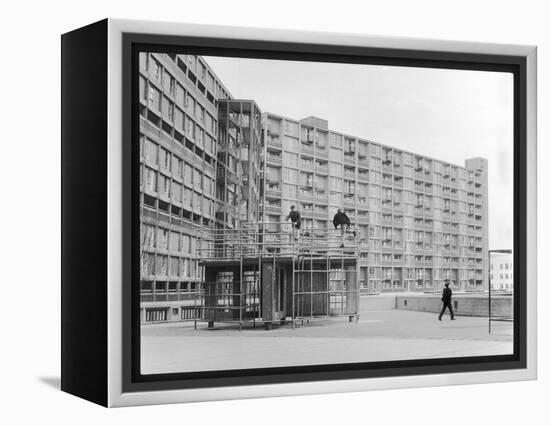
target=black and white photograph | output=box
[137,51,515,375]
[2,0,546,419]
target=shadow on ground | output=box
[38,376,60,390]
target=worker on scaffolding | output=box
[285,205,301,244]
[333,208,355,248]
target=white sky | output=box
[204,56,514,250]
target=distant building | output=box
[490,252,513,291]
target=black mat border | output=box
[121,32,527,393]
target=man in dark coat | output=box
[438,280,455,320]
[333,208,351,248]
[285,205,301,241]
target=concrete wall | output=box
[359,294,398,312]
[395,294,513,317]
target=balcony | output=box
[315,190,328,200]
[343,196,355,206]
[344,153,356,164]
[265,187,281,198]
[393,216,404,225]
[393,243,404,252]
[264,204,282,214]
[316,149,329,159]
[357,170,369,181]
[381,215,393,226]
[300,161,314,172]
[315,163,329,174]
[344,168,356,178]
[299,187,314,198]
[300,142,314,155]
[266,126,280,137]
[266,154,282,165]
[357,215,369,224]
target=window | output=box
[158,174,170,196]
[283,168,298,183]
[157,228,169,249]
[282,152,298,167]
[172,156,183,179]
[141,225,156,248]
[169,232,179,251]
[329,162,342,177]
[144,139,157,164]
[164,72,175,95]
[329,177,342,191]
[283,136,299,152]
[171,182,182,203]
[329,147,343,162]
[159,148,171,170]
[151,58,161,80]
[145,168,157,192]
[300,172,313,188]
[184,118,194,140]
[284,120,299,136]
[344,180,355,194]
[139,53,148,70]
[167,102,174,121]
[330,133,342,148]
[148,86,161,111]
[139,77,146,101]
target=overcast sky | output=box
[204,56,514,250]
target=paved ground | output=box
[141,303,513,374]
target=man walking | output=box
[285,205,301,242]
[438,280,455,320]
[333,208,352,248]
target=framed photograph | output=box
[61,19,537,407]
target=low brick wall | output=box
[396,294,513,318]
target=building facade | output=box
[138,52,262,322]
[490,252,513,291]
[138,53,490,322]
[262,114,489,294]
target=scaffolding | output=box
[196,222,360,329]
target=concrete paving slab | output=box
[141,308,513,374]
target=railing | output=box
[197,222,359,261]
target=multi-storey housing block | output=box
[138,53,261,322]
[261,114,489,294]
